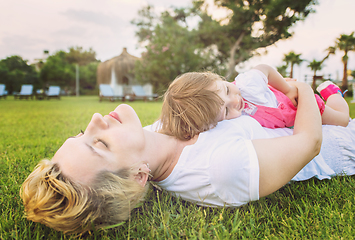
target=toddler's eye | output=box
[225,107,229,118]
[226,86,229,95]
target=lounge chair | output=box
[15,84,33,100]
[0,84,7,99]
[99,84,125,102]
[46,86,61,100]
[131,85,158,101]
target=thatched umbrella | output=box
[97,48,140,86]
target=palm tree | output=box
[321,46,336,64]
[336,32,355,91]
[308,59,323,90]
[283,51,303,78]
[276,64,288,78]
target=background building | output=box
[96,47,153,96]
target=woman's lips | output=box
[109,111,121,123]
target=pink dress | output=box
[243,86,325,128]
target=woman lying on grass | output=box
[21,80,355,234]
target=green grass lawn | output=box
[1,96,355,239]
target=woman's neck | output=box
[143,129,198,182]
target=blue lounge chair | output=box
[46,86,61,99]
[15,84,33,99]
[0,84,7,99]
[99,84,125,102]
[131,85,158,101]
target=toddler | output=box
[159,64,350,140]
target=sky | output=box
[1,0,354,82]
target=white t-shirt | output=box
[235,69,278,107]
[145,115,355,207]
[153,116,265,207]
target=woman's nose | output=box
[87,113,108,131]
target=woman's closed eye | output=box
[95,139,108,148]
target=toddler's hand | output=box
[285,83,298,107]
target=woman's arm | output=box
[254,64,298,106]
[252,81,322,197]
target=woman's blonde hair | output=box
[20,159,148,234]
[159,72,224,140]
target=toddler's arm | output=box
[254,64,298,106]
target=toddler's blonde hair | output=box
[159,72,224,140]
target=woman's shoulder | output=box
[210,115,268,139]
[143,120,162,132]
[144,116,263,138]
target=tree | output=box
[321,46,336,64]
[336,32,355,91]
[283,51,303,78]
[0,55,39,94]
[40,51,75,92]
[132,6,224,93]
[193,0,318,80]
[39,47,99,95]
[132,0,318,88]
[276,64,288,78]
[65,46,97,66]
[79,61,100,95]
[66,46,98,96]
[308,59,323,90]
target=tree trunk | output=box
[289,64,294,78]
[312,70,317,91]
[342,58,348,92]
[225,32,245,81]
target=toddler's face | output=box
[213,80,244,121]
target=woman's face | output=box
[52,104,146,185]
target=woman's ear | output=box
[132,163,150,187]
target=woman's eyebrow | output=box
[67,132,83,139]
[67,135,80,140]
